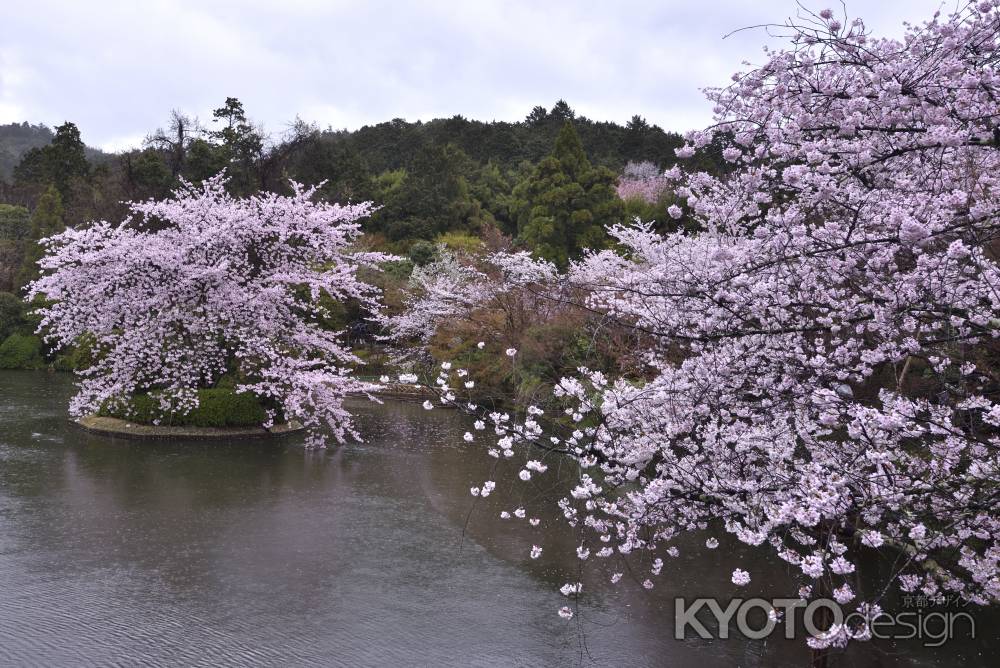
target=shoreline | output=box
[75,415,305,440]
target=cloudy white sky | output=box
[1,0,947,151]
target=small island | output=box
[76,414,304,440]
[73,387,304,439]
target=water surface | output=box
[0,371,993,666]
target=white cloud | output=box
[1,0,946,151]
[0,47,33,124]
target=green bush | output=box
[0,292,27,340]
[99,389,270,428]
[0,333,45,369]
[52,333,98,372]
[380,259,414,282]
[53,346,86,372]
[407,240,438,266]
[436,231,484,255]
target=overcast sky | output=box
[1,0,947,152]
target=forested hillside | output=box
[0,123,53,181]
[0,98,723,295]
[0,122,109,181]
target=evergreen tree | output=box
[377,143,488,242]
[0,291,26,340]
[209,97,264,194]
[0,204,30,292]
[549,100,575,123]
[513,122,622,268]
[525,106,548,126]
[468,161,516,235]
[288,137,374,203]
[0,203,30,241]
[621,114,650,160]
[182,138,229,184]
[0,122,54,180]
[125,149,174,200]
[16,185,64,291]
[13,122,90,200]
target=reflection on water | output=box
[0,371,993,666]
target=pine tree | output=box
[513,122,623,268]
[208,97,264,194]
[16,185,64,291]
[0,204,30,292]
[13,122,90,200]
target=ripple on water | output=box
[0,372,993,667]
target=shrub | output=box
[52,334,97,372]
[407,240,438,266]
[99,388,270,428]
[436,231,483,255]
[0,333,44,369]
[0,292,26,340]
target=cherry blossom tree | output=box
[384,247,560,343]
[28,175,389,446]
[385,248,499,345]
[396,2,1000,650]
[615,160,670,203]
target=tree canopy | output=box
[13,122,90,200]
[28,177,389,447]
[513,122,622,267]
[16,185,63,291]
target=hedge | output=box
[98,388,270,428]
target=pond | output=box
[0,371,993,666]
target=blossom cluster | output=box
[395,2,1000,645]
[615,160,671,204]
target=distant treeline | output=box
[0,98,726,294]
[0,122,109,181]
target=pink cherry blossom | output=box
[29,175,389,448]
[616,161,671,204]
[391,2,1000,648]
